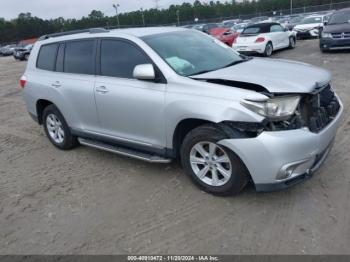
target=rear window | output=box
[37,43,59,71]
[64,40,95,75]
[242,27,261,34]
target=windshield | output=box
[291,16,304,23]
[301,16,323,24]
[143,31,243,77]
[328,11,350,24]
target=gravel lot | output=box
[0,39,349,255]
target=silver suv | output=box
[21,27,343,195]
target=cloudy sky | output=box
[0,0,219,20]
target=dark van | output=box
[320,8,350,52]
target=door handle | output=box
[51,81,61,88]
[96,86,109,94]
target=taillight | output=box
[19,75,27,89]
[255,37,265,43]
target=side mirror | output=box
[324,21,328,26]
[133,64,156,80]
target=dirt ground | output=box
[0,39,349,255]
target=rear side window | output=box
[100,39,151,78]
[37,43,58,71]
[64,40,95,75]
[270,25,284,32]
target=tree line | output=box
[0,0,345,44]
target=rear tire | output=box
[263,42,273,57]
[180,124,249,196]
[24,54,29,61]
[42,105,78,150]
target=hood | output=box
[190,58,331,94]
[294,23,322,30]
[323,23,350,33]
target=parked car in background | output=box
[193,24,205,31]
[13,44,33,61]
[286,15,306,31]
[0,44,18,56]
[181,25,194,29]
[231,22,252,33]
[209,27,239,46]
[22,27,342,195]
[293,15,325,39]
[222,19,241,26]
[320,7,350,52]
[251,16,269,23]
[202,23,220,34]
[233,22,296,56]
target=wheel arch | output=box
[36,99,54,124]
[172,118,215,158]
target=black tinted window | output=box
[100,40,151,78]
[56,43,65,72]
[37,43,58,71]
[64,40,95,75]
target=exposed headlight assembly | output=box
[241,95,301,120]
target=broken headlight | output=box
[241,95,301,120]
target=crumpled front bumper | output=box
[218,99,343,192]
[294,28,320,38]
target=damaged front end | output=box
[216,82,342,190]
[261,83,341,133]
[218,81,341,136]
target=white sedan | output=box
[293,15,325,39]
[232,22,296,57]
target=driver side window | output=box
[100,39,151,79]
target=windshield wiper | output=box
[221,57,252,69]
[187,57,252,77]
[187,69,214,77]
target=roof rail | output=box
[38,28,109,41]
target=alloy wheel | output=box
[190,141,232,187]
[46,113,65,144]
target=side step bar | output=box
[78,138,172,164]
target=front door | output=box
[94,39,166,148]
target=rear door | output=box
[94,39,166,148]
[53,39,100,132]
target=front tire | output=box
[42,105,78,150]
[263,42,273,57]
[180,125,249,196]
[289,36,296,49]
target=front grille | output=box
[331,32,350,39]
[299,84,340,133]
